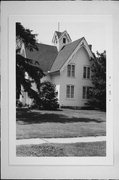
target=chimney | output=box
[89,44,92,51]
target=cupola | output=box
[52,30,72,51]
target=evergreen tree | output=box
[16,22,44,106]
[40,81,59,110]
[88,51,106,111]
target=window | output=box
[83,67,86,78]
[66,85,74,98]
[67,65,71,77]
[72,65,75,77]
[87,67,90,79]
[83,66,90,79]
[82,86,92,99]
[67,64,75,77]
[63,38,66,43]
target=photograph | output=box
[16,16,107,157]
[2,1,119,179]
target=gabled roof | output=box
[50,37,84,73]
[25,43,58,73]
[25,36,93,75]
[52,30,72,44]
[59,30,72,42]
[55,31,63,39]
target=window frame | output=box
[63,37,66,44]
[83,66,91,79]
[67,64,75,77]
[66,85,75,99]
[82,86,92,99]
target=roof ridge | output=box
[50,37,84,73]
[59,38,84,70]
[55,30,62,33]
[36,42,57,48]
[59,37,84,50]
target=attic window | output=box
[81,42,84,46]
[63,38,66,44]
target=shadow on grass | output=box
[16,109,104,125]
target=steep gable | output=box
[50,38,83,73]
[25,35,94,75]
[50,37,94,73]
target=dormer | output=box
[52,30,72,51]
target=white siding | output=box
[51,47,92,107]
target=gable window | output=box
[67,64,75,77]
[66,85,74,98]
[63,38,66,44]
[82,86,92,99]
[83,66,91,79]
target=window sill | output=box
[67,76,75,78]
[82,78,91,80]
[66,98,75,101]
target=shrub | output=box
[40,81,59,110]
[16,100,23,108]
[87,51,106,111]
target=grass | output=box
[16,141,106,157]
[16,108,106,139]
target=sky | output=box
[20,16,107,54]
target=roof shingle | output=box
[50,37,83,73]
[25,43,58,73]
[55,31,63,39]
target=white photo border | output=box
[2,1,119,179]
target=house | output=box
[20,30,94,108]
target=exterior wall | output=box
[58,47,92,107]
[20,91,33,106]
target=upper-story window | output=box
[83,66,90,79]
[63,38,66,44]
[67,64,75,77]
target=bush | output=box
[87,51,106,111]
[16,100,23,108]
[40,81,59,110]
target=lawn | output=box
[16,108,106,139]
[16,141,106,157]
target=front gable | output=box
[60,37,94,73]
